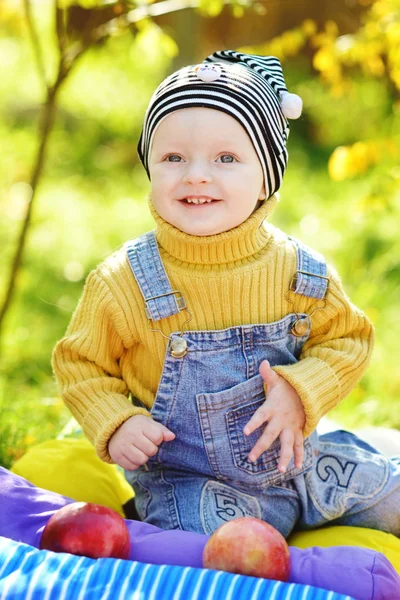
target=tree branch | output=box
[23,0,48,90]
[0,7,92,346]
[93,0,229,40]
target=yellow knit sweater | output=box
[52,197,374,463]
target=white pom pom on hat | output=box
[279,91,303,119]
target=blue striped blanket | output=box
[0,536,354,600]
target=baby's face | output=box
[148,107,265,236]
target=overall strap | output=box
[288,236,329,300]
[125,231,186,321]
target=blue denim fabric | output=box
[124,232,400,538]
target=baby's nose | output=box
[182,160,212,184]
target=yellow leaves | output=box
[245,6,398,93]
[328,142,381,181]
[365,0,400,88]
[311,21,339,49]
[280,30,305,56]
[354,148,377,175]
[328,147,353,181]
[134,20,178,63]
[364,21,380,39]
[259,39,284,60]
[198,0,224,17]
[386,21,400,85]
[304,1,400,91]
[301,19,317,37]
[386,21,400,43]
[311,22,347,88]
[311,16,390,86]
[329,139,400,183]
[313,47,343,88]
[370,0,393,18]
[365,54,385,76]
[325,21,339,37]
[245,27,306,61]
[232,4,245,18]
[391,70,400,87]
[313,47,336,71]
[310,32,332,48]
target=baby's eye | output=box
[165,154,183,162]
[217,154,236,164]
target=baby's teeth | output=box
[185,197,214,204]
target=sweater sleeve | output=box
[52,269,151,463]
[272,266,374,437]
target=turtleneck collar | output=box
[149,194,279,265]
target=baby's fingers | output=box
[137,436,159,458]
[112,447,148,471]
[277,429,295,473]
[145,422,176,445]
[293,431,304,469]
[243,403,271,437]
[161,425,176,442]
[247,420,281,462]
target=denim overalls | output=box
[124,231,400,538]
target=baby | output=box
[53,50,400,538]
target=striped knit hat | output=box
[138,50,302,199]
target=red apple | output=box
[202,517,291,581]
[40,502,130,560]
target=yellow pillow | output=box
[11,437,133,517]
[289,526,400,575]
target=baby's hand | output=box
[108,415,175,470]
[243,360,306,473]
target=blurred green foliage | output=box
[0,1,399,469]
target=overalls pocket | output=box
[197,374,313,491]
[306,431,390,520]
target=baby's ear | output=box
[258,185,266,201]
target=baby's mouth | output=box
[179,197,221,205]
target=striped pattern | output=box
[138,50,291,199]
[0,537,355,600]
